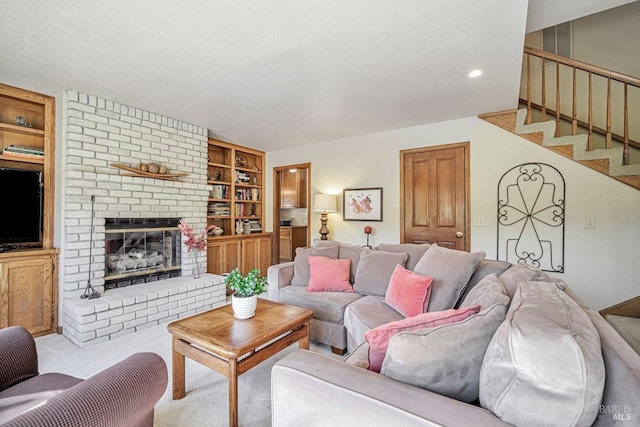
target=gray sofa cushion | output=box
[497,262,566,297]
[480,281,605,427]
[343,295,404,353]
[413,244,485,312]
[377,243,431,271]
[291,245,339,286]
[381,275,509,403]
[354,250,408,296]
[279,285,362,324]
[456,259,512,308]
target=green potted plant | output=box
[225,267,268,319]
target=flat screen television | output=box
[0,167,43,250]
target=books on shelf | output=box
[210,184,229,199]
[1,145,45,159]
[243,219,262,233]
[235,187,260,201]
[208,202,231,217]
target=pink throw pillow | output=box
[365,305,481,372]
[385,264,433,317]
[307,256,353,293]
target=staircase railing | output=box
[521,46,640,165]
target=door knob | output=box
[455,231,464,238]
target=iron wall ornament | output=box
[497,162,565,272]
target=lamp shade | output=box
[313,194,337,213]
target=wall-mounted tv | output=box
[0,167,43,250]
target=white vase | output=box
[232,294,257,319]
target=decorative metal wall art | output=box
[497,163,565,272]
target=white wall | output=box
[266,117,477,247]
[266,117,640,310]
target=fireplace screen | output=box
[104,218,182,289]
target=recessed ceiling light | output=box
[468,69,483,78]
[288,168,298,173]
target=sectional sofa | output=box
[267,240,640,426]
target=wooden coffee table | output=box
[167,298,313,427]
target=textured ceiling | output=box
[0,1,615,151]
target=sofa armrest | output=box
[272,350,510,427]
[268,261,294,301]
[4,352,167,427]
[0,326,39,391]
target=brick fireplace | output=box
[61,90,226,347]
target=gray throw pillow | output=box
[291,245,339,286]
[498,263,566,298]
[413,244,485,312]
[479,281,605,427]
[377,243,431,271]
[381,275,509,403]
[353,251,408,296]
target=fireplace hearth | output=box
[104,218,182,290]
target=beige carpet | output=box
[35,319,346,426]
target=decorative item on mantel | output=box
[111,163,189,182]
[178,220,213,279]
[225,267,268,319]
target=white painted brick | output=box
[109,312,136,325]
[123,317,147,329]
[123,302,148,314]
[169,306,187,316]
[136,306,158,318]
[96,323,124,337]
[110,328,135,340]
[96,307,124,320]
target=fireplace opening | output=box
[104,218,182,290]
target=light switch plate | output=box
[585,217,595,229]
[473,217,485,227]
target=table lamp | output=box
[313,194,337,240]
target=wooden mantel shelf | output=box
[111,163,189,181]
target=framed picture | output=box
[343,188,383,221]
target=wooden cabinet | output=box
[280,169,307,208]
[206,139,265,236]
[0,83,57,337]
[0,250,58,337]
[207,234,272,276]
[279,226,308,262]
[206,139,273,278]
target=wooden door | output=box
[279,228,292,261]
[0,257,54,336]
[400,142,470,250]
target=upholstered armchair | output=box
[0,326,167,427]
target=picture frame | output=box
[343,187,383,221]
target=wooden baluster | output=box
[588,72,593,151]
[624,83,629,165]
[556,62,561,136]
[541,58,546,121]
[526,54,532,124]
[572,67,578,135]
[606,78,612,149]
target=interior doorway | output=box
[272,163,311,263]
[400,143,470,251]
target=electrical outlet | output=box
[585,217,595,229]
[473,217,485,227]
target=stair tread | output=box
[479,109,640,191]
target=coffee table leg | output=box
[300,320,310,350]
[172,336,186,399]
[229,358,238,427]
